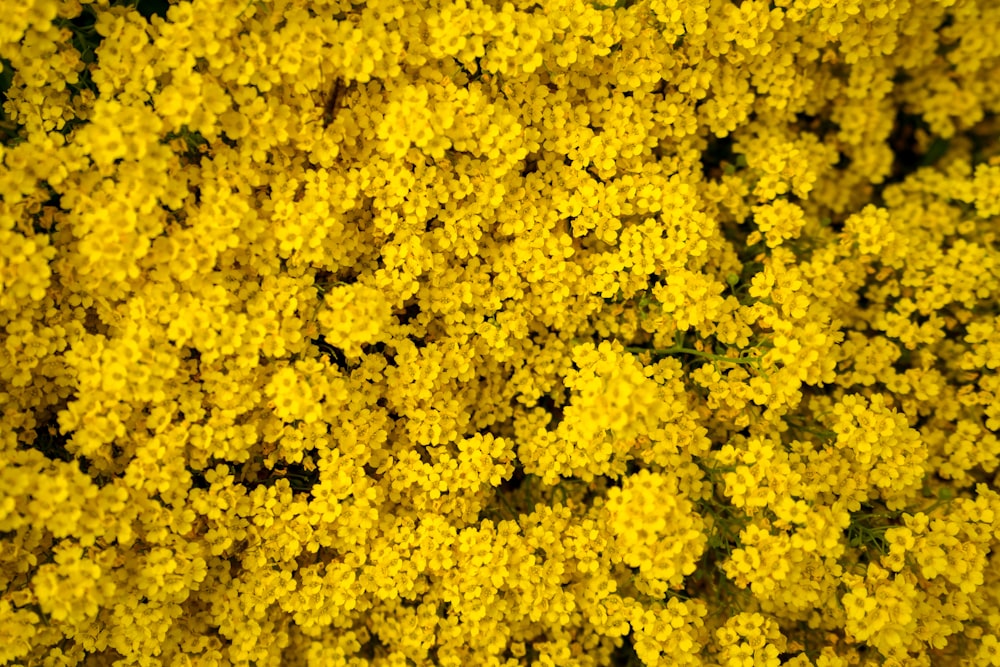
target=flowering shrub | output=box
[2,0,1000,665]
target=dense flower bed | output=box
[2,0,1000,665]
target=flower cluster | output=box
[2,0,1000,665]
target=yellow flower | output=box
[603,469,707,596]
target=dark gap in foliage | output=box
[609,632,642,667]
[884,110,949,188]
[133,0,170,19]
[25,417,76,466]
[312,334,350,372]
[700,134,737,181]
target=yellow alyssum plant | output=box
[2,0,1000,665]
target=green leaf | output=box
[920,137,949,167]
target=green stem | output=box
[554,483,567,507]
[914,497,950,515]
[494,490,518,520]
[625,345,759,366]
